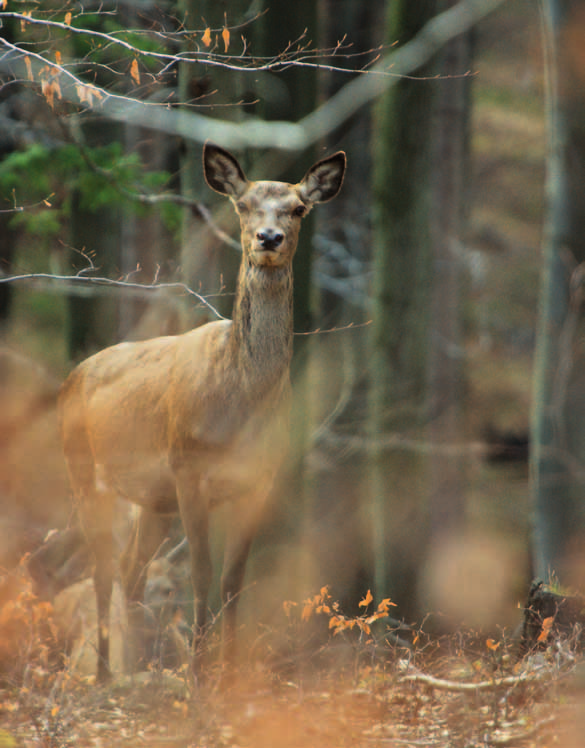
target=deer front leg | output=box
[220,489,270,667]
[176,476,212,674]
[120,507,173,672]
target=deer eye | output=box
[236,201,249,214]
[293,204,306,217]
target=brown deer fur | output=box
[58,143,346,682]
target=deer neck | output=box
[229,259,294,387]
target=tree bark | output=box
[369,0,438,618]
[530,0,577,585]
[427,4,472,540]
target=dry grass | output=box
[0,581,583,748]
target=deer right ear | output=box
[203,143,248,198]
[299,151,346,205]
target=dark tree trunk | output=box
[427,5,473,542]
[530,0,585,589]
[368,0,438,618]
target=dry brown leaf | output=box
[24,56,33,82]
[130,58,140,85]
[359,589,373,608]
[222,26,230,53]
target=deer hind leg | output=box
[92,515,115,683]
[220,490,269,667]
[175,476,212,672]
[120,506,173,672]
[82,482,117,683]
[70,498,115,682]
[62,413,116,683]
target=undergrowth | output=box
[0,578,582,748]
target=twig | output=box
[0,271,228,320]
[0,271,367,336]
[0,0,506,151]
[400,671,542,692]
[489,716,557,746]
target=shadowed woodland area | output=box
[1,0,585,745]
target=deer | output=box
[58,143,346,683]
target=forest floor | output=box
[1,624,584,748]
[1,582,584,748]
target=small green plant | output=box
[0,141,181,238]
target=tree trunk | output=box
[369,0,438,618]
[530,0,574,584]
[427,5,472,542]
[302,0,384,609]
[177,0,246,321]
[67,121,122,359]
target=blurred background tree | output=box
[531,0,585,593]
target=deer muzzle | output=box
[256,229,284,251]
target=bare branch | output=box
[399,670,542,692]
[0,270,366,336]
[0,271,229,321]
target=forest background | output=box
[0,0,583,649]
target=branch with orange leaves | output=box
[284,586,408,642]
[0,10,376,78]
[0,0,506,151]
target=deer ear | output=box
[298,151,346,204]
[203,143,248,198]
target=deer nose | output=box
[257,229,284,250]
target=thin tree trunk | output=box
[530,0,572,581]
[427,7,472,540]
[369,0,437,616]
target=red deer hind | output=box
[58,143,346,682]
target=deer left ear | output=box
[299,151,346,205]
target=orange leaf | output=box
[76,84,103,107]
[377,597,395,614]
[222,26,230,53]
[41,78,61,110]
[130,59,140,85]
[282,600,297,617]
[301,604,312,622]
[537,616,554,643]
[486,638,500,651]
[55,50,62,65]
[202,27,212,47]
[24,56,33,82]
[64,11,72,25]
[21,11,32,32]
[359,589,373,608]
